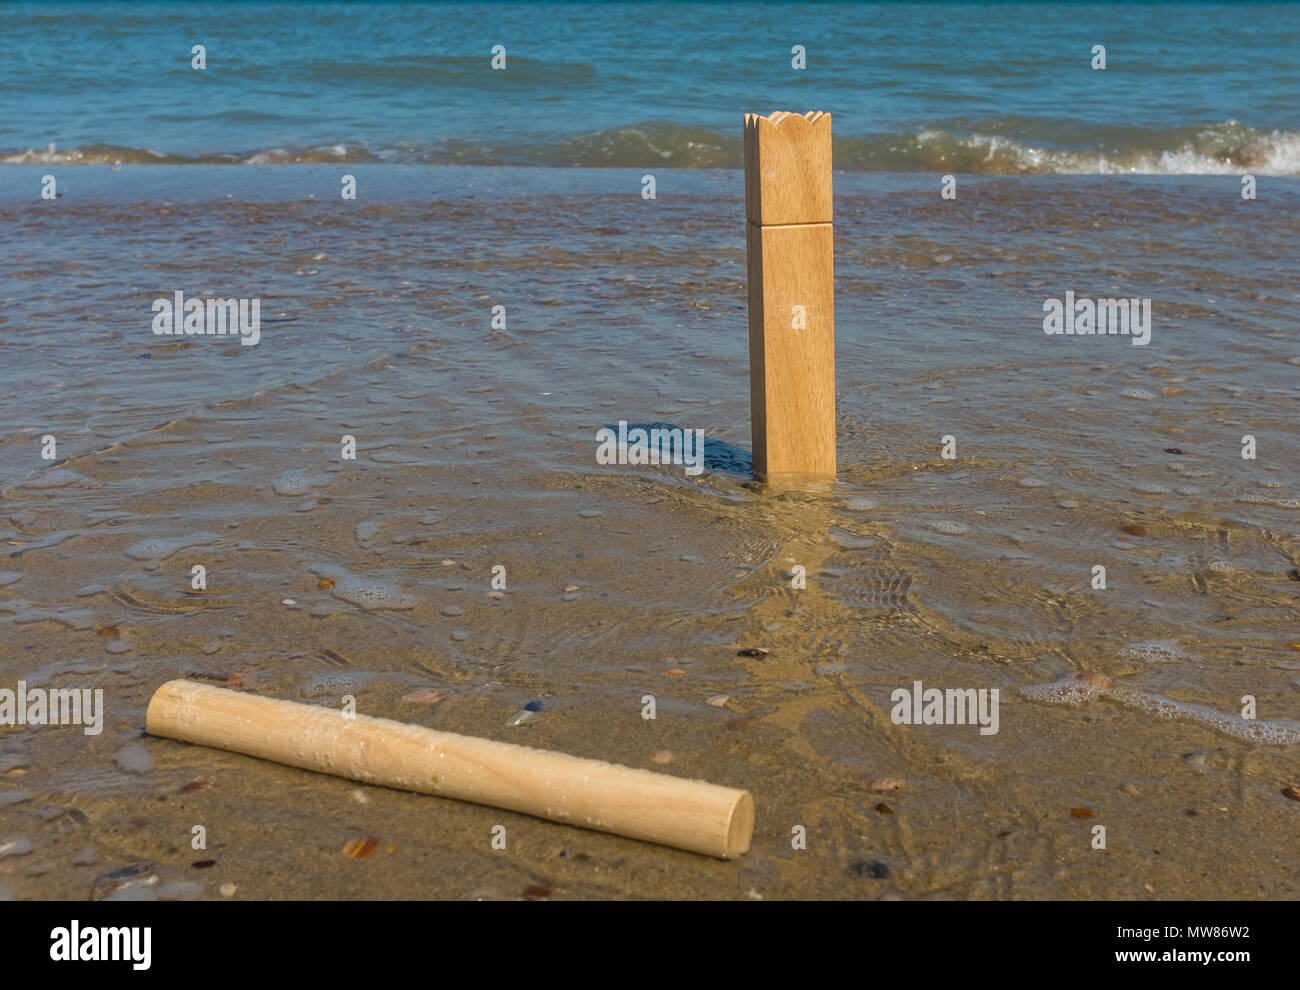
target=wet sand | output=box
[1,168,1298,899]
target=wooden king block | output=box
[744,111,836,479]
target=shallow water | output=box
[1,163,1297,899]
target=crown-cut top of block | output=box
[743,111,832,226]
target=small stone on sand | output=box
[849,859,890,879]
[342,836,381,859]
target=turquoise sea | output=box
[3,1,1298,172]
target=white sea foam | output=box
[1118,639,1183,664]
[309,564,416,611]
[1023,675,1300,744]
[1109,687,1300,744]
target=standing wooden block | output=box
[744,110,833,226]
[744,111,836,480]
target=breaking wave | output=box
[6,120,1297,174]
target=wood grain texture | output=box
[743,111,833,226]
[746,221,837,478]
[146,679,754,859]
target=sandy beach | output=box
[2,0,1298,903]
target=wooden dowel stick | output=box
[146,679,754,859]
[744,110,837,480]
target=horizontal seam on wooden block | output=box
[745,220,834,230]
